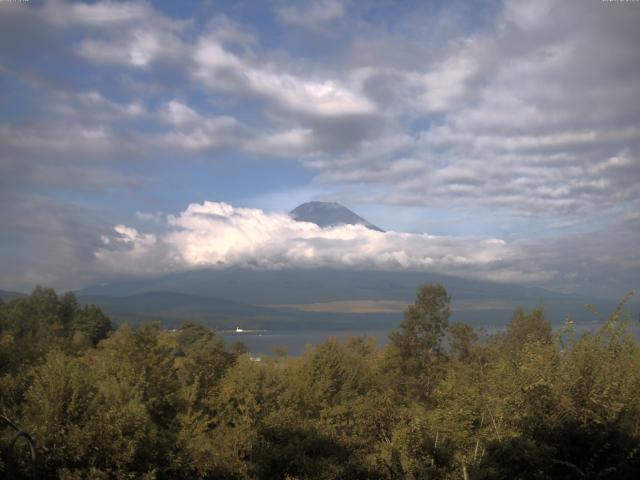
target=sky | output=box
[0,0,638,299]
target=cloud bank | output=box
[95,201,550,284]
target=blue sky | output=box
[0,0,639,298]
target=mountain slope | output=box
[76,268,626,326]
[290,201,384,232]
[78,290,399,330]
[0,289,27,301]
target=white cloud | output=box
[43,0,189,67]
[411,52,479,113]
[14,0,639,220]
[0,123,133,158]
[1,0,638,296]
[77,28,185,67]
[161,101,203,126]
[157,101,243,152]
[160,116,240,151]
[309,0,640,216]
[95,200,551,284]
[276,0,345,29]
[135,211,164,223]
[95,224,167,276]
[503,0,553,31]
[52,90,146,121]
[248,128,317,157]
[193,35,375,117]
[44,0,150,27]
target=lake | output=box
[221,328,392,356]
[220,320,640,356]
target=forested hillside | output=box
[1,286,639,479]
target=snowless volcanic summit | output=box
[290,201,384,232]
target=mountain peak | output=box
[290,201,384,232]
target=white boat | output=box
[235,326,244,333]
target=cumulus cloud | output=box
[95,201,551,284]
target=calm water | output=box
[221,328,392,356]
[221,320,640,356]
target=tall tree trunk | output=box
[431,430,439,467]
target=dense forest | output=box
[1,285,639,479]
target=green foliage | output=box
[1,285,640,479]
[175,321,234,407]
[388,283,452,402]
[448,322,478,362]
[72,304,112,345]
[0,287,112,375]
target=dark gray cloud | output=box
[0,194,111,291]
[520,214,640,298]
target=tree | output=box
[448,322,478,363]
[58,291,80,328]
[23,351,97,473]
[71,304,112,345]
[388,283,452,402]
[504,307,552,352]
[0,287,66,371]
[175,321,234,405]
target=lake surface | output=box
[221,328,393,355]
[221,320,640,356]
